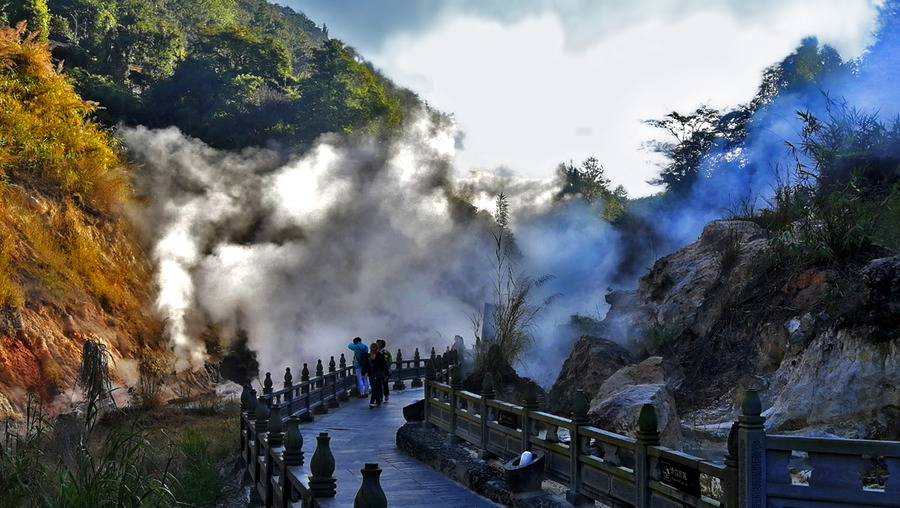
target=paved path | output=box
[291,385,502,507]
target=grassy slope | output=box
[0,25,167,416]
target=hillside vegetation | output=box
[0,24,166,414]
[1,0,416,150]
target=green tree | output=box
[751,37,849,110]
[47,0,117,46]
[144,24,294,148]
[192,24,290,82]
[645,106,722,195]
[5,0,50,39]
[297,39,400,139]
[556,156,626,221]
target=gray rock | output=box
[588,357,684,450]
[547,335,635,415]
[862,254,900,312]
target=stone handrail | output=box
[238,346,900,508]
[423,369,900,508]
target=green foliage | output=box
[3,0,51,39]
[642,322,683,356]
[49,424,177,507]
[297,39,403,139]
[172,429,222,505]
[568,313,606,337]
[192,23,291,82]
[38,0,409,150]
[0,397,51,506]
[645,106,725,195]
[743,99,900,265]
[556,156,627,221]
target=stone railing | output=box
[238,346,446,507]
[424,363,900,508]
[239,346,900,508]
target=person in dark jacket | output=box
[367,342,389,408]
[376,339,392,402]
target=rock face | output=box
[550,219,900,441]
[765,329,900,438]
[588,357,683,450]
[547,335,635,415]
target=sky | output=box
[284,0,882,197]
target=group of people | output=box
[347,337,393,408]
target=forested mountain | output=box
[1,0,419,149]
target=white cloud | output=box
[356,2,879,197]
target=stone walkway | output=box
[291,384,502,507]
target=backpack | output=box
[382,349,393,368]
[354,345,371,374]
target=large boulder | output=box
[588,357,684,450]
[765,329,900,439]
[547,335,635,415]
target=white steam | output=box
[125,111,604,380]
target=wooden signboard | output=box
[658,457,701,497]
[498,409,519,429]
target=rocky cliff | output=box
[551,219,900,443]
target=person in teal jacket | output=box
[348,337,370,398]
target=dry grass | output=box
[0,24,163,421]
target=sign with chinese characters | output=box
[659,457,701,497]
[498,410,519,429]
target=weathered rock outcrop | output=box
[546,335,634,415]
[765,328,900,438]
[588,357,683,450]
[550,219,900,441]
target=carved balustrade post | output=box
[265,398,283,506]
[267,400,284,448]
[283,367,293,402]
[282,416,304,505]
[240,382,253,412]
[424,359,435,426]
[240,383,253,451]
[301,363,310,394]
[263,372,273,395]
[434,355,444,390]
[313,359,328,415]
[480,373,496,459]
[328,356,340,408]
[339,354,351,401]
[448,364,462,443]
[247,389,258,421]
[354,463,387,507]
[254,395,270,485]
[635,403,660,508]
[567,390,590,505]
[308,432,337,498]
[724,422,739,508]
[315,359,324,388]
[738,389,766,508]
[393,349,406,390]
[521,381,538,453]
[300,363,313,422]
[411,348,422,387]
